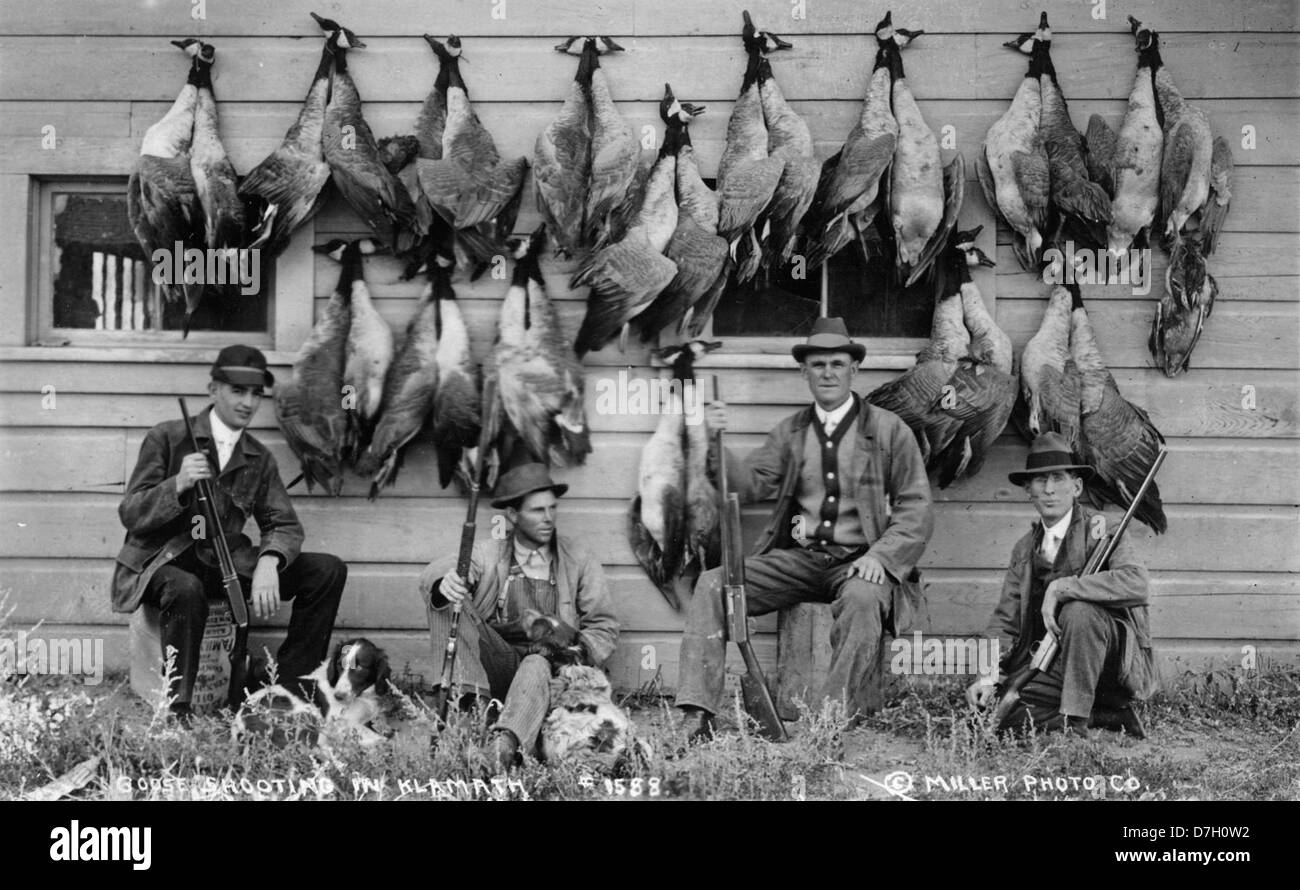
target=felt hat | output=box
[491,463,569,508]
[791,317,866,363]
[1008,432,1096,485]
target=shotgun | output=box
[434,375,497,724]
[178,399,250,708]
[992,446,1167,728]
[713,377,787,741]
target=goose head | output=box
[311,12,365,50]
[955,226,996,268]
[313,238,351,263]
[660,84,705,125]
[1129,16,1159,53]
[423,34,463,60]
[741,11,793,54]
[655,339,722,382]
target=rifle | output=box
[434,375,497,724]
[713,376,788,741]
[178,399,250,709]
[992,446,1167,727]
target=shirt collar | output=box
[208,409,244,446]
[1041,508,1073,541]
[814,397,854,429]
[513,537,552,567]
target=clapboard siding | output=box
[0,0,1297,686]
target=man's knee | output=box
[835,579,889,621]
[687,568,725,623]
[518,653,551,679]
[161,571,208,617]
[289,553,347,600]
[1058,601,1110,636]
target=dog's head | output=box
[320,638,391,703]
[521,609,586,668]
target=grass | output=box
[2,645,1297,800]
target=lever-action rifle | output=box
[713,377,787,741]
[178,399,250,709]
[434,375,498,725]
[992,446,1167,727]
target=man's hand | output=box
[704,400,728,433]
[848,553,887,584]
[966,674,998,708]
[175,452,213,495]
[1042,579,1065,636]
[250,555,281,619]
[438,567,477,606]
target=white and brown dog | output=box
[541,664,650,770]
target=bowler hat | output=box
[791,317,866,363]
[491,463,569,508]
[210,344,274,387]
[1008,432,1095,485]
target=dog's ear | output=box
[522,609,551,642]
[373,651,392,695]
[327,641,343,687]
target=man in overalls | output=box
[418,464,620,767]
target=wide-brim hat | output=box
[490,463,569,508]
[1009,432,1096,485]
[791,316,866,363]
[210,344,274,387]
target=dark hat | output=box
[490,463,569,508]
[210,344,274,387]
[1008,432,1095,485]
[791,317,866,363]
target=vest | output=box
[796,402,869,549]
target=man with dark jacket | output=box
[966,433,1156,737]
[678,318,935,738]
[113,345,347,721]
[418,463,620,767]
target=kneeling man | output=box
[967,433,1157,737]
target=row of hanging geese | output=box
[980,13,1234,377]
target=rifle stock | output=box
[991,447,1167,728]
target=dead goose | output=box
[1069,284,1167,533]
[1151,236,1217,377]
[430,276,480,489]
[976,23,1050,271]
[571,88,682,356]
[1018,279,1081,447]
[416,36,528,272]
[803,12,899,271]
[273,241,354,496]
[375,134,434,278]
[581,37,641,250]
[756,46,820,268]
[533,39,594,258]
[239,26,333,260]
[127,39,204,322]
[315,13,417,253]
[491,225,592,467]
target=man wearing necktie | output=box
[112,345,347,723]
[677,318,935,740]
[418,464,620,768]
[966,433,1156,737]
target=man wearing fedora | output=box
[966,432,1156,737]
[418,463,620,767]
[113,345,348,722]
[678,318,934,737]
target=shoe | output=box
[684,710,716,745]
[1065,715,1090,738]
[489,729,521,772]
[168,703,195,729]
[246,655,272,691]
[1091,704,1147,740]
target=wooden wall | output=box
[1,0,1297,690]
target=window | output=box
[34,180,273,347]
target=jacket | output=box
[112,406,304,613]
[419,532,620,668]
[721,393,935,634]
[984,504,1157,697]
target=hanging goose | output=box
[1150,30,1215,248]
[354,247,448,498]
[756,44,820,268]
[571,89,682,357]
[315,13,416,254]
[490,225,592,467]
[430,274,481,489]
[239,24,333,260]
[681,344,723,576]
[803,12,899,271]
[187,41,246,328]
[887,24,963,287]
[628,341,720,609]
[976,23,1050,271]
[1035,14,1112,251]
[416,36,528,273]
[376,133,433,278]
[533,38,594,258]
[1151,237,1218,377]
[932,230,1017,487]
[1017,279,1081,447]
[273,241,353,496]
[581,37,641,250]
[1085,17,1163,270]
[325,239,393,464]
[716,12,787,283]
[1069,284,1167,533]
[127,40,204,322]
[634,85,729,342]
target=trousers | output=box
[451,609,553,752]
[141,549,347,704]
[676,546,893,720]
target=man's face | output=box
[800,351,857,410]
[209,381,264,430]
[1024,471,1083,525]
[507,489,558,548]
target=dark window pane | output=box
[824,245,933,339]
[51,191,270,333]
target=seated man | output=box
[419,463,619,768]
[679,318,934,739]
[966,432,1157,737]
[112,345,347,722]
